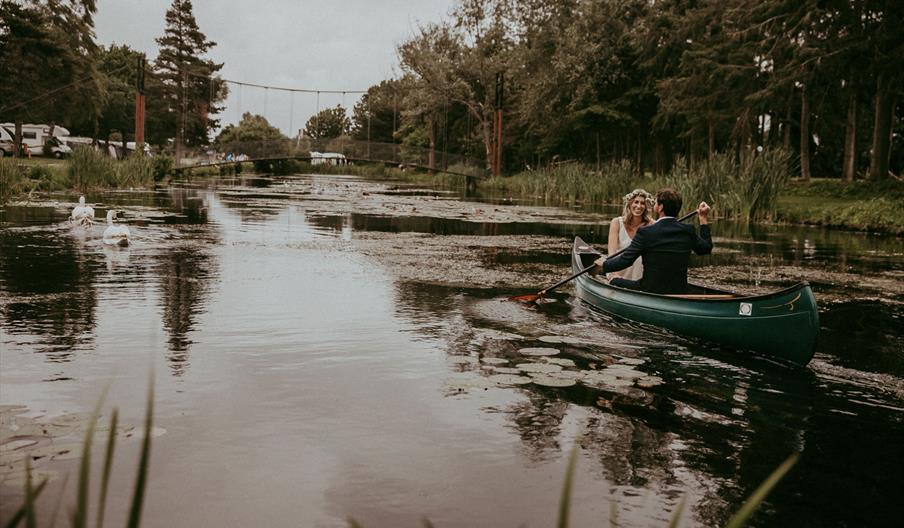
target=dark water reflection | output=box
[1,178,902,527]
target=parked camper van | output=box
[0,123,72,158]
[0,126,14,157]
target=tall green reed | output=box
[68,147,117,192]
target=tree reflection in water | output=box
[155,246,216,376]
[0,228,98,361]
[390,277,904,526]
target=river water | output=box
[1,174,902,527]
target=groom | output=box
[595,188,712,294]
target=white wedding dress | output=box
[607,216,644,281]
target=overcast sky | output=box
[94,0,453,136]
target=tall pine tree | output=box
[154,0,226,160]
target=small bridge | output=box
[175,138,488,180]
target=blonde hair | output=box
[622,188,654,224]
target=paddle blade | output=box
[509,293,542,303]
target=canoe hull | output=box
[572,237,819,365]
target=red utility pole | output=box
[493,72,504,177]
[134,55,146,151]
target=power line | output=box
[221,78,365,95]
[0,63,130,114]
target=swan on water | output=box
[70,196,95,226]
[103,210,130,247]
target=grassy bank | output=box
[1,148,172,202]
[774,179,904,233]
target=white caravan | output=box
[0,123,72,158]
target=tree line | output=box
[0,0,225,159]
[353,0,902,181]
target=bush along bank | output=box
[0,148,175,201]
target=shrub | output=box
[0,157,26,201]
[152,154,175,182]
[68,146,117,191]
[117,153,155,187]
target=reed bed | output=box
[485,159,637,205]
[490,149,792,221]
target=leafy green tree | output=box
[215,112,287,144]
[351,79,410,143]
[398,0,517,169]
[0,0,101,152]
[304,105,351,139]
[154,0,227,157]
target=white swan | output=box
[70,196,95,226]
[102,210,130,247]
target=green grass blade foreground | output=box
[97,409,119,528]
[724,453,799,528]
[126,377,155,528]
[557,443,580,528]
[667,496,687,528]
[3,480,48,528]
[73,387,109,528]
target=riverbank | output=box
[5,156,902,234]
[775,179,904,234]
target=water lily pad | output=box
[531,375,577,388]
[1,468,59,489]
[518,347,560,357]
[544,357,576,367]
[26,443,82,462]
[487,374,533,385]
[637,375,664,388]
[604,367,645,380]
[445,376,493,392]
[617,358,646,366]
[480,357,509,365]
[474,328,523,341]
[538,335,594,346]
[516,363,563,374]
[0,439,39,452]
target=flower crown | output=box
[623,189,654,208]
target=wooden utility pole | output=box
[134,55,146,151]
[493,72,504,177]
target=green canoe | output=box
[571,237,819,365]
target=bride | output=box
[606,188,654,281]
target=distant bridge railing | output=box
[177,138,488,178]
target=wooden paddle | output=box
[510,209,700,303]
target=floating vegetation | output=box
[473,328,523,341]
[0,402,165,490]
[616,357,646,366]
[538,335,594,346]
[488,367,522,375]
[545,358,577,367]
[530,375,577,388]
[447,356,480,366]
[479,357,509,365]
[518,347,560,357]
[487,374,533,385]
[516,363,563,374]
[637,376,665,388]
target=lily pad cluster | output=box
[447,335,665,394]
[0,404,165,490]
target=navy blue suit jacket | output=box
[602,217,713,294]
